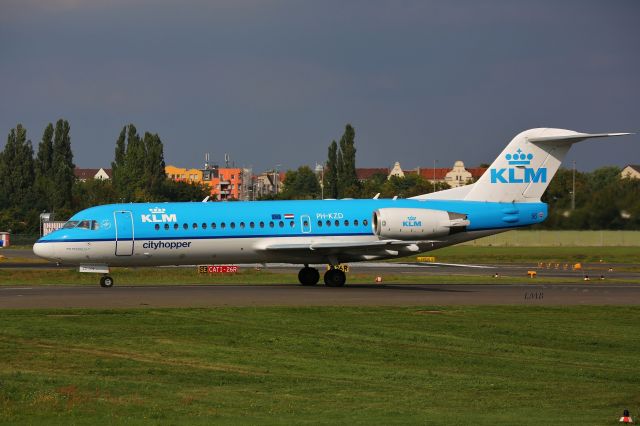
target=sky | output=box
[1,0,638,172]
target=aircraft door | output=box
[114,210,134,256]
[300,215,312,234]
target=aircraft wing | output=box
[260,239,437,253]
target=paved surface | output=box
[1,283,639,309]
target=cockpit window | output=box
[62,221,79,229]
[77,220,91,230]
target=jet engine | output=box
[372,208,469,240]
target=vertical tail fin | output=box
[463,128,630,203]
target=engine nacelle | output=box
[372,208,468,240]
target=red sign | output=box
[198,265,239,274]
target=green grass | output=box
[1,267,637,286]
[0,306,638,424]
[403,245,640,264]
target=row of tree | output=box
[0,121,208,233]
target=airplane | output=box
[33,128,631,288]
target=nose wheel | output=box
[298,267,320,286]
[324,268,346,287]
[100,275,114,288]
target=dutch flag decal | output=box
[284,213,295,220]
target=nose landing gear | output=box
[100,275,114,288]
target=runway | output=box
[1,283,639,308]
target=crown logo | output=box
[505,149,533,165]
[149,207,166,214]
[407,216,416,221]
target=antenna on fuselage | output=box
[373,193,380,199]
[202,196,210,202]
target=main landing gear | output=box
[297,265,346,287]
[324,268,346,287]
[298,266,320,286]
[100,275,114,288]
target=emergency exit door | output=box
[114,211,134,256]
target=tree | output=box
[111,126,127,196]
[281,166,322,199]
[0,124,35,210]
[337,124,358,197]
[325,140,339,199]
[143,132,166,198]
[111,124,168,202]
[34,123,55,210]
[51,119,75,209]
[35,123,54,177]
[325,124,359,198]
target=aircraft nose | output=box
[33,241,56,260]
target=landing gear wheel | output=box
[324,268,346,287]
[100,275,114,288]
[298,267,320,286]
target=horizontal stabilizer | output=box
[527,132,632,144]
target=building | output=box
[417,161,486,187]
[356,168,390,182]
[165,163,247,200]
[165,165,202,183]
[356,161,487,188]
[252,170,286,198]
[74,168,112,181]
[621,165,640,180]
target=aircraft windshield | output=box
[61,220,99,230]
[77,220,91,229]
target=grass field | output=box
[406,245,640,264]
[0,306,638,424]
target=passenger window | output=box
[279,221,284,228]
[334,220,339,227]
[211,222,216,229]
[174,223,179,230]
[326,220,331,227]
[221,222,226,229]
[164,224,169,230]
[363,219,368,226]
[344,220,349,226]
[317,220,322,227]
[250,222,255,229]
[192,223,198,229]
[240,222,245,229]
[202,223,207,229]
[354,219,359,226]
[289,221,294,227]
[183,223,188,230]
[230,222,236,229]
[155,224,160,230]
[260,221,265,228]
[303,220,309,227]
[269,221,274,228]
